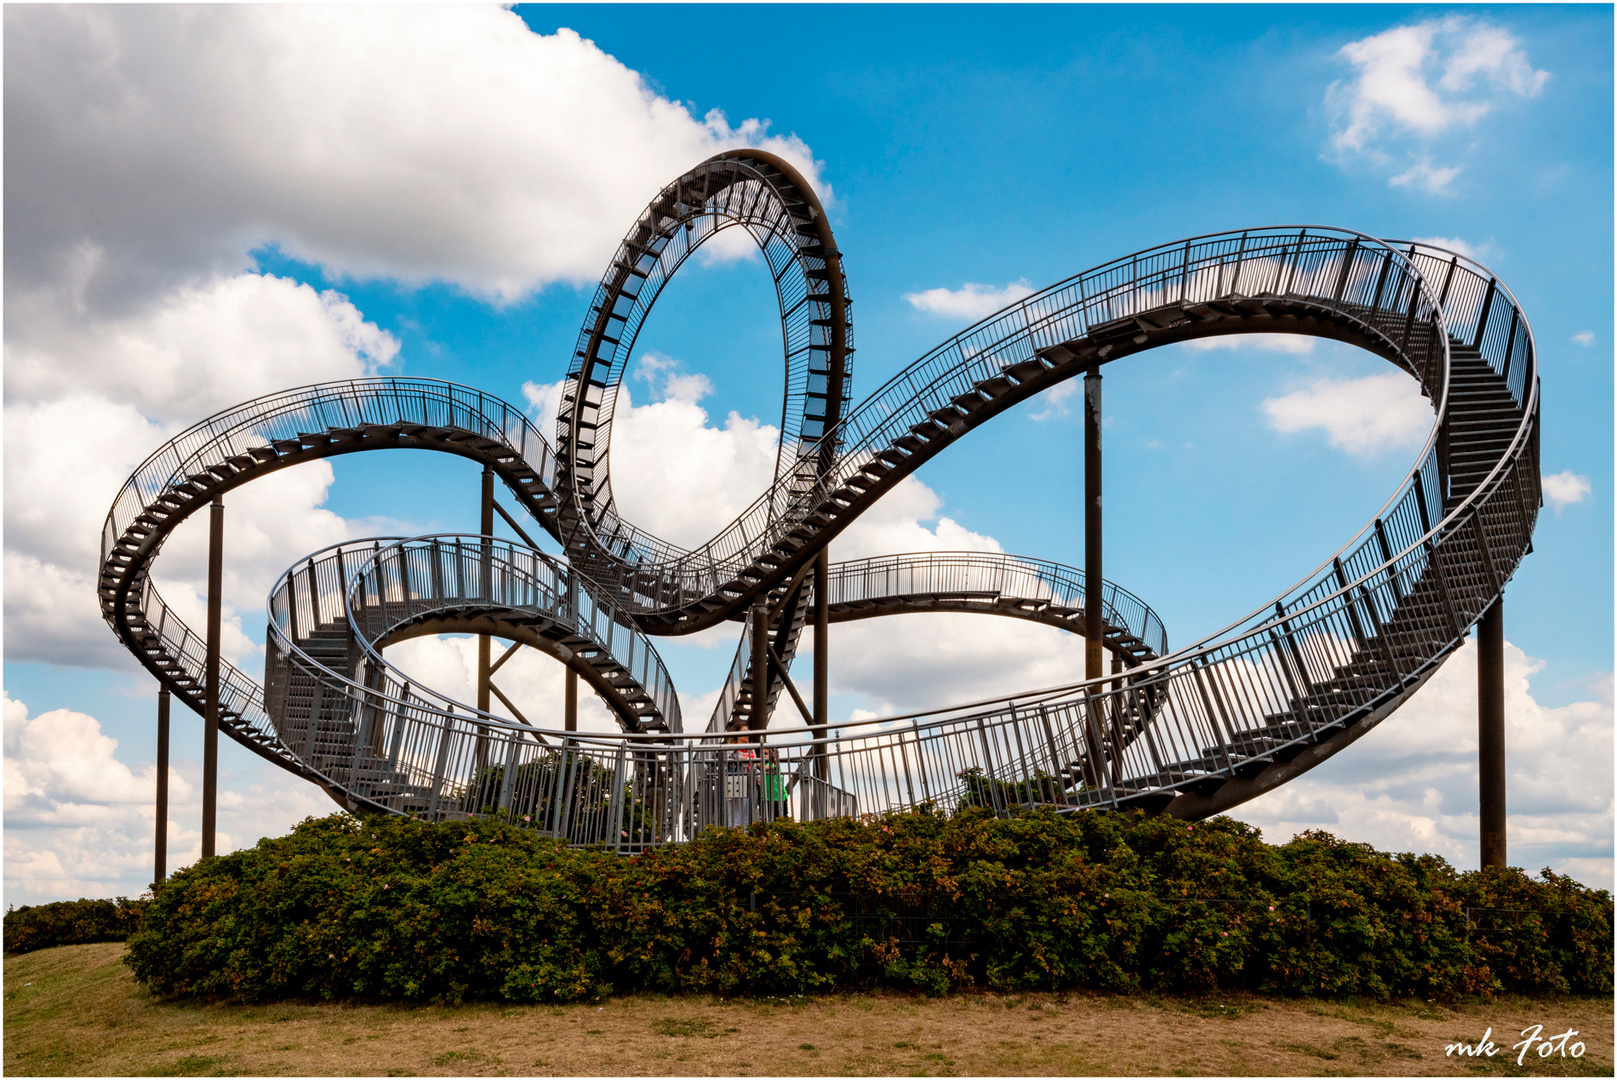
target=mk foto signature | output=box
[1446,1025,1587,1064]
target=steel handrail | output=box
[97,160,1537,840]
[548,229,1455,629]
[262,535,683,736]
[823,550,1169,657]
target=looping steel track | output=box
[99,153,1538,841]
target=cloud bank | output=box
[903,280,1036,322]
[4,693,334,905]
[1541,471,1591,513]
[1326,16,1548,194]
[5,5,824,307]
[1261,372,1432,458]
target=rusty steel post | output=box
[475,465,494,780]
[202,494,222,859]
[1478,597,1507,869]
[155,687,170,884]
[813,549,829,784]
[1084,363,1103,682]
[478,465,494,717]
[750,604,769,736]
[565,668,578,733]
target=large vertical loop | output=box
[556,150,853,585]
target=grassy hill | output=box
[5,943,1611,1077]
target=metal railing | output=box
[536,229,1507,631]
[99,222,1538,841]
[100,378,572,574]
[824,550,1168,658]
[266,536,682,735]
[556,152,852,577]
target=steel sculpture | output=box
[102,151,1538,858]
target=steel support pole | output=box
[813,550,829,784]
[202,495,222,859]
[1478,597,1507,869]
[478,465,494,716]
[564,668,578,733]
[1084,363,1103,681]
[155,688,170,884]
[476,465,493,775]
[750,604,769,737]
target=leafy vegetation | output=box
[121,809,1612,1004]
[4,896,147,955]
[954,766,1074,809]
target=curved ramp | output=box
[824,551,1167,662]
[700,549,1169,736]
[99,152,1538,844]
[260,536,682,813]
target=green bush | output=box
[955,766,1075,808]
[124,809,1612,1004]
[4,896,148,955]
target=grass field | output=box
[4,944,1610,1077]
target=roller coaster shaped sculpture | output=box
[100,150,1541,850]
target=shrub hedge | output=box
[4,896,148,955]
[123,809,1612,1004]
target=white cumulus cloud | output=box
[4,4,825,307]
[903,280,1036,322]
[525,358,782,551]
[1389,158,1462,195]
[1541,470,1591,513]
[814,614,1084,717]
[3,692,334,905]
[6,5,833,675]
[5,273,398,424]
[1182,333,1317,356]
[1411,235,1487,262]
[1028,379,1079,422]
[1326,16,1548,194]
[830,479,1003,563]
[1261,372,1431,458]
[1571,331,1595,347]
[525,354,1000,560]
[3,277,398,668]
[383,635,621,735]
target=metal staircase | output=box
[98,152,1538,848]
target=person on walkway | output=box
[725,736,757,828]
[762,746,790,820]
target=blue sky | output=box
[5,4,1611,904]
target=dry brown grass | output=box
[5,943,1611,1077]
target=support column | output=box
[475,466,493,781]
[1084,362,1103,681]
[813,551,829,765]
[1478,597,1507,869]
[813,551,830,816]
[564,669,578,733]
[477,465,494,717]
[750,604,770,737]
[202,495,223,859]
[155,688,170,884]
